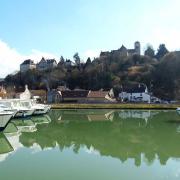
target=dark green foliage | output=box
[86,57,91,65]
[145,45,155,58]
[156,44,169,60]
[73,52,81,65]
[59,56,65,64]
[152,52,180,99]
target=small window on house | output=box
[140,93,142,96]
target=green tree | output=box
[73,53,81,65]
[60,56,65,63]
[156,44,169,60]
[86,57,91,64]
[145,45,155,58]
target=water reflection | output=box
[0,133,13,162]
[0,114,51,162]
[0,110,180,167]
[118,110,159,124]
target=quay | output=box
[51,103,180,110]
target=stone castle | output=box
[100,41,141,59]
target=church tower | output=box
[134,41,141,55]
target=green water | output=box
[0,109,180,180]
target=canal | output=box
[0,109,180,180]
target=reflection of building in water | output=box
[118,110,158,123]
[87,111,114,121]
[50,110,115,122]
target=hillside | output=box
[4,52,180,100]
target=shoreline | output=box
[51,103,180,110]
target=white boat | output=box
[0,109,14,131]
[0,99,34,118]
[31,100,51,115]
[20,99,51,115]
[0,104,17,117]
[19,85,51,115]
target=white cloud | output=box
[151,0,180,51]
[158,0,180,20]
[0,40,23,78]
[0,39,100,78]
[150,28,180,51]
[84,146,100,155]
[25,49,59,63]
[139,0,180,52]
[0,39,58,78]
[83,49,100,60]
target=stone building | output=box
[100,41,141,60]
[47,89,116,103]
[20,59,36,73]
[119,84,151,103]
[37,57,57,71]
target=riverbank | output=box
[51,103,180,110]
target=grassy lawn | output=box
[51,103,180,110]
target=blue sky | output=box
[0,0,180,77]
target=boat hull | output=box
[24,109,35,117]
[14,109,35,118]
[33,108,48,115]
[33,106,51,115]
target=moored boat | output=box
[0,104,17,117]
[19,85,51,115]
[0,99,34,118]
[20,99,51,115]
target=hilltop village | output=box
[20,42,141,73]
[2,41,180,103]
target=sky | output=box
[0,0,180,77]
